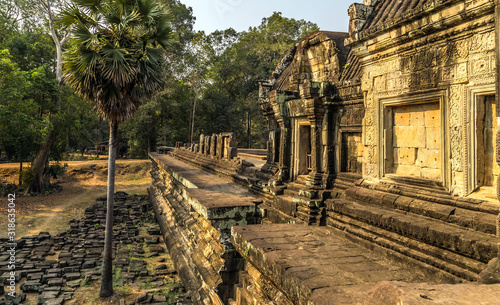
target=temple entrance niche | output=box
[340,132,362,175]
[472,94,499,196]
[274,129,281,164]
[384,101,441,181]
[292,120,311,180]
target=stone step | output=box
[272,195,296,217]
[232,224,438,305]
[296,210,319,225]
[283,188,297,197]
[292,195,324,208]
[336,172,362,184]
[261,205,300,224]
[332,178,354,190]
[326,198,497,279]
[345,186,497,235]
[295,175,308,185]
[326,214,479,281]
[285,183,320,198]
[356,180,496,215]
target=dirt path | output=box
[0,160,151,238]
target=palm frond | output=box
[62,0,174,124]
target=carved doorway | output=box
[340,132,362,175]
[473,94,498,196]
[292,120,311,181]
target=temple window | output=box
[340,132,363,174]
[385,102,441,180]
[379,92,447,187]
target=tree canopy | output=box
[0,0,320,165]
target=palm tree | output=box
[59,0,173,297]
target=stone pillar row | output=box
[180,133,238,160]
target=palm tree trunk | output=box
[99,121,118,298]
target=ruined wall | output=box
[287,32,348,92]
[351,0,496,196]
[149,153,260,304]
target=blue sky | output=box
[179,0,351,34]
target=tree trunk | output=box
[99,122,118,298]
[190,98,196,144]
[19,160,23,186]
[29,0,69,194]
[29,128,56,193]
[247,112,251,149]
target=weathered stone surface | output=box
[364,281,500,305]
[149,153,260,304]
[478,258,500,284]
[232,224,433,305]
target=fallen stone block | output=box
[20,280,42,292]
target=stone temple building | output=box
[149,0,500,304]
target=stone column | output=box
[211,134,217,157]
[307,113,324,186]
[267,119,278,165]
[228,133,237,159]
[205,136,210,156]
[217,134,223,159]
[321,110,335,188]
[496,0,500,238]
[199,134,205,155]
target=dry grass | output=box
[0,159,180,305]
[0,160,151,238]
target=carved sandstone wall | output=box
[348,0,496,196]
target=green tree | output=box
[120,0,197,154]
[0,49,46,184]
[119,11,318,153]
[27,0,72,193]
[191,12,318,147]
[60,0,173,297]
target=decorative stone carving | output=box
[455,40,469,59]
[449,85,463,172]
[470,31,495,53]
[471,57,490,75]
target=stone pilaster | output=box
[277,119,290,182]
